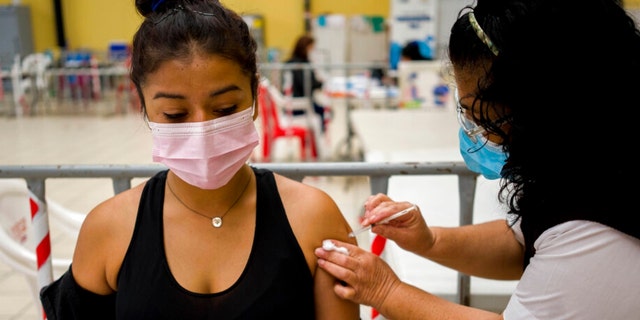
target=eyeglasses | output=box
[455,88,485,143]
[455,89,512,145]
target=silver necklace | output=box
[167,172,252,228]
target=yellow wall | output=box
[627,0,640,7]
[312,0,389,16]
[60,0,141,52]
[2,0,637,59]
[0,0,388,61]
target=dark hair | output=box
[131,0,258,111]
[448,0,640,263]
[289,34,315,61]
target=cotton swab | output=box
[322,239,349,255]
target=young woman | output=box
[40,1,359,319]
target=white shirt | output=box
[503,220,640,319]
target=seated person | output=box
[285,34,331,132]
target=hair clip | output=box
[468,11,500,56]
[153,3,215,24]
[191,9,215,17]
[153,6,179,25]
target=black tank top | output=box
[116,168,315,319]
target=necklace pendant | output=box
[212,217,223,228]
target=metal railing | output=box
[0,161,478,306]
[2,61,392,117]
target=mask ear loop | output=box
[465,133,490,154]
[143,112,151,130]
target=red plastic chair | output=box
[258,80,317,162]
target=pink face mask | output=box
[148,106,259,190]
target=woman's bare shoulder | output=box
[273,174,355,243]
[72,181,146,293]
[82,182,144,236]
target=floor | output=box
[0,95,516,319]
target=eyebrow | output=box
[459,101,472,111]
[455,95,471,111]
[152,84,242,100]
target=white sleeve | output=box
[508,215,524,245]
[503,220,640,320]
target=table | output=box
[349,107,461,162]
[322,81,400,161]
[326,96,399,161]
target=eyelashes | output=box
[160,105,239,120]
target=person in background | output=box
[315,0,640,319]
[400,40,433,61]
[39,0,359,319]
[285,34,331,133]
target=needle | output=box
[348,205,417,238]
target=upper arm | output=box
[307,190,359,319]
[308,192,359,320]
[274,175,359,319]
[71,186,140,295]
[504,221,640,320]
[314,264,360,320]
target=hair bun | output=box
[135,0,176,17]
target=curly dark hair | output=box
[448,0,640,265]
[130,0,258,112]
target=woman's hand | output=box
[315,240,401,310]
[362,194,434,255]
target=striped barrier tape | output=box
[28,190,52,319]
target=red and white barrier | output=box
[28,191,52,319]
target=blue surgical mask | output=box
[458,128,507,180]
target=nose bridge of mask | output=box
[150,106,257,158]
[202,106,255,133]
[149,107,254,135]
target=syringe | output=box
[348,205,417,238]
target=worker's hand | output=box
[362,194,434,255]
[315,240,401,310]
